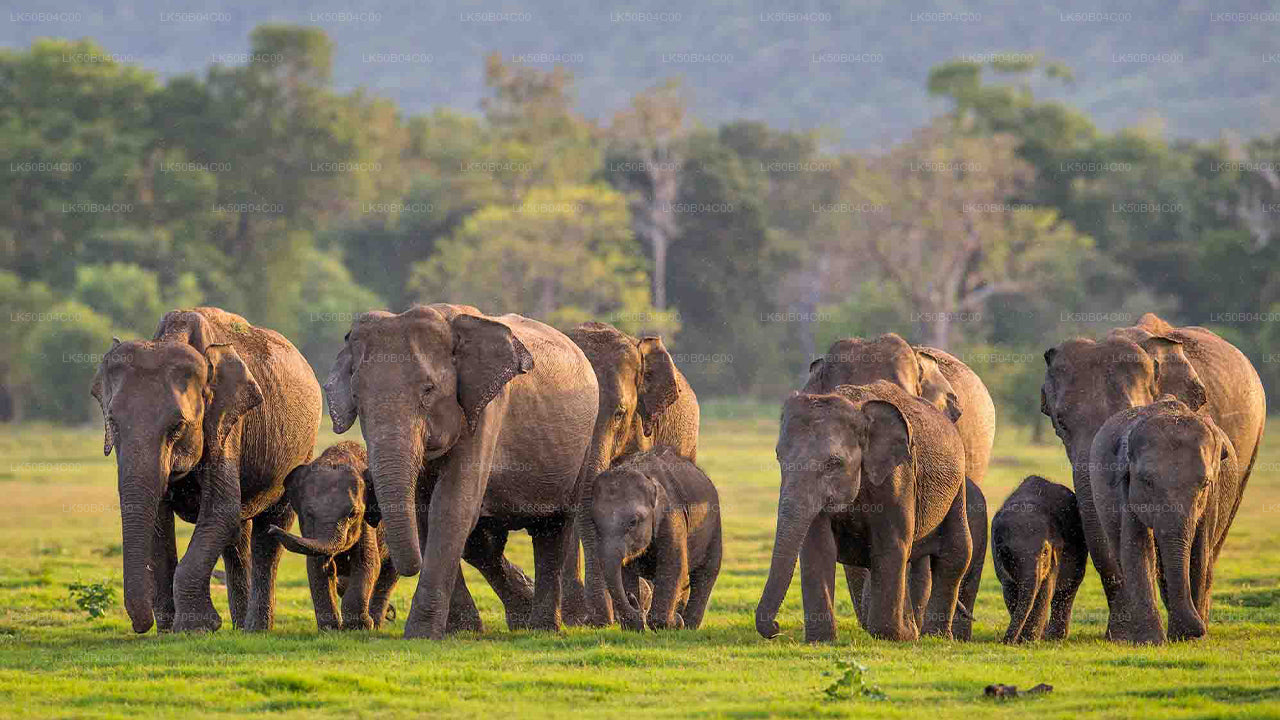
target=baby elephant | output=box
[269,442,398,630]
[992,475,1087,643]
[588,447,722,631]
[1091,397,1241,644]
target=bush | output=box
[20,301,119,423]
[68,580,117,619]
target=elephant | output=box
[805,335,991,639]
[90,307,322,633]
[588,447,721,632]
[268,441,398,631]
[1089,398,1242,644]
[1041,313,1265,639]
[991,475,1087,643]
[565,321,700,627]
[757,380,972,642]
[324,303,598,639]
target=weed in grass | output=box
[67,581,116,619]
[821,659,886,702]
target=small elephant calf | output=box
[587,447,722,631]
[269,441,398,630]
[992,475,1087,643]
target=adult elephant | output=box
[90,307,321,633]
[805,335,992,639]
[757,380,972,642]
[324,304,598,639]
[565,322,700,627]
[1040,313,1266,640]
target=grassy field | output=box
[3,406,1280,719]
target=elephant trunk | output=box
[756,491,822,639]
[118,446,168,633]
[1002,546,1047,644]
[1156,528,1205,641]
[269,525,349,557]
[602,544,643,630]
[367,435,425,577]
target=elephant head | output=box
[589,464,667,630]
[90,338,263,633]
[805,333,924,396]
[323,306,532,576]
[756,381,912,638]
[270,462,379,558]
[1115,401,1236,641]
[569,323,682,473]
[1041,333,1207,468]
[915,349,962,422]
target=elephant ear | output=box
[1141,336,1208,411]
[281,464,309,508]
[451,314,534,433]
[202,343,265,449]
[361,468,382,527]
[89,338,123,456]
[859,399,912,486]
[915,350,962,423]
[637,337,680,438]
[324,340,359,433]
[806,356,826,388]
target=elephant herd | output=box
[89,306,1264,645]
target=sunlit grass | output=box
[2,413,1279,718]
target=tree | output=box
[843,120,1093,348]
[407,185,670,336]
[607,79,690,310]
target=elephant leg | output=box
[799,518,838,643]
[368,558,399,628]
[865,538,915,642]
[1119,513,1165,645]
[955,496,986,642]
[844,565,869,629]
[307,555,342,630]
[527,516,573,632]
[682,528,721,630]
[221,520,252,630]
[172,467,241,633]
[922,491,972,639]
[1045,568,1082,641]
[152,500,179,632]
[463,524,534,630]
[908,559,931,632]
[1076,466,1127,640]
[445,567,483,634]
[558,524,590,626]
[246,501,292,631]
[1188,522,1213,624]
[341,535,380,630]
[648,524,690,631]
[405,469,492,640]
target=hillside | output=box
[4,0,1277,147]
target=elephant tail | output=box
[1003,541,1051,644]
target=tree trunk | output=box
[651,229,667,311]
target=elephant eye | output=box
[166,420,186,441]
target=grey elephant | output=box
[1090,398,1241,644]
[1041,313,1265,640]
[564,321,700,627]
[589,447,721,632]
[324,304,598,639]
[805,335,990,640]
[90,307,322,633]
[269,441,398,631]
[992,475,1087,643]
[757,380,972,642]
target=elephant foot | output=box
[155,608,175,633]
[1168,618,1206,642]
[804,626,838,644]
[173,606,223,633]
[620,616,646,633]
[951,618,973,642]
[649,613,684,631]
[343,614,376,631]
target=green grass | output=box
[3,415,1280,718]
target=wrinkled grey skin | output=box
[1090,398,1241,644]
[805,335,990,640]
[269,441,398,631]
[591,448,721,632]
[565,322,700,627]
[90,307,321,633]
[992,475,1087,643]
[1041,313,1265,640]
[325,304,598,639]
[757,380,971,643]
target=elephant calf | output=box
[992,475,1087,643]
[1090,397,1242,644]
[269,442,398,630]
[588,447,722,631]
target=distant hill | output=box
[5,0,1279,148]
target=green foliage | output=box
[67,580,116,619]
[19,302,118,424]
[821,659,887,702]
